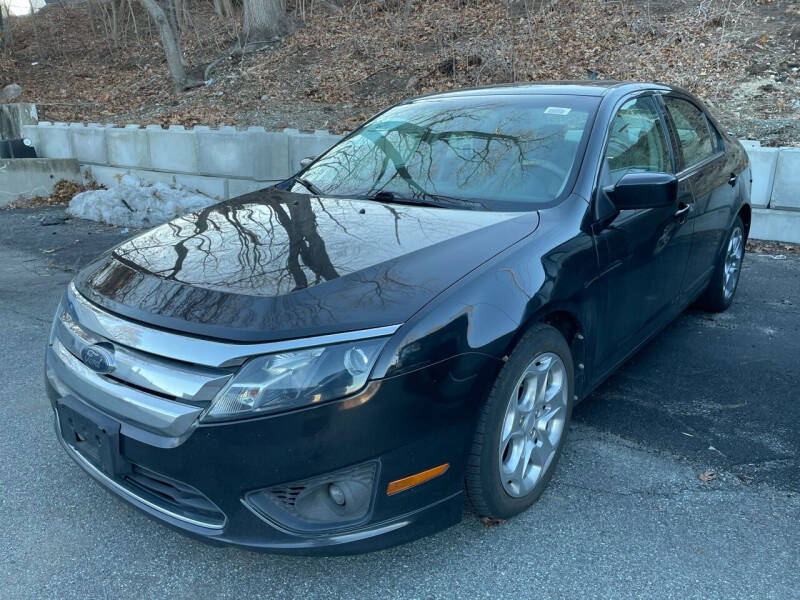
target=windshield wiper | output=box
[366,190,482,210]
[366,191,440,208]
[422,193,485,209]
[291,176,322,196]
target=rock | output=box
[1,84,22,102]
[40,213,67,226]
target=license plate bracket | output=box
[56,396,128,477]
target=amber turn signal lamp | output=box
[386,463,449,496]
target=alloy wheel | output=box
[723,226,744,300]
[498,352,568,498]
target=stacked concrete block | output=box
[195,126,252,178]
[147,125,198,174]
[32,122,73,159]
[107,124,150,169]
[68,124,109,165]
[743,145,779,208]
[247,127,291,181]
[770,148,800,211]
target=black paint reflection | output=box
[77,188,535,342]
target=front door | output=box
[592,94,694,374]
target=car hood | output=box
[75,188,539,342]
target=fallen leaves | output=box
[480,516,505,528]
[698,470,717,483]
[747,239,800,257]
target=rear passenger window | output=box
[663,97,716,168]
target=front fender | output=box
[372,194,598,400]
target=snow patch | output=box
[68,175,218,227]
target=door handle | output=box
[728,173,737,187]
[674,203,691,219]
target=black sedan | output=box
[45,81,750,554]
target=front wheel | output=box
[465,323,573,520]
[698,216,745,313]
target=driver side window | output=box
[602,96,671,186]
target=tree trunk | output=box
[164,0,184,64]
[241,0,286,47]
[136,0,195,94]
[165,0,179,39]
[0,5,7,55]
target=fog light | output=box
[242,461,378,533]
[328,483,346,506]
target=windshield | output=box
[294,94,598,210]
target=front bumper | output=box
[45,352,488,555]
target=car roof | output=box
[413,80,676,100]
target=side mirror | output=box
[299,156,315,169]
[605,172,678,210]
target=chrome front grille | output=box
[46,284,235,441]
[55,300,231,402]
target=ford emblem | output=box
[81,344,116,374]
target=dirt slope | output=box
[1,0,798,144]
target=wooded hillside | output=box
[1,0,798,145]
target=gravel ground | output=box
[0,208,798,599]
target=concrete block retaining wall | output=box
[6,113,800,243]
[18,121,342,202]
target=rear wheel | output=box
[698,216,745,313]
[465,323,573,519]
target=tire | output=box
[465,323,574,520]
[697,216,745,313]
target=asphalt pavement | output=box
[1,207,798,600]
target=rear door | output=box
[660,95,735,296]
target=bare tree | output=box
[241,0,286,47]
[135,0,200,93]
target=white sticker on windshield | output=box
[545,107,571,115]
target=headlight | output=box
[202,337,389,422]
